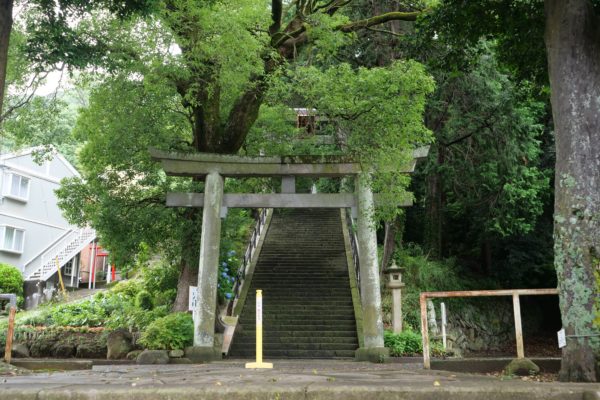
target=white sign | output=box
[557,328,567,348]
[256,295,263,325]
[440,302,447,326]
[189,286,198,311]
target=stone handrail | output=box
[345,208,361,295]
[227,208,271,316]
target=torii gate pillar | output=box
[189,171,224,362]
[355,173,389,362]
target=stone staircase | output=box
[229,208,359,359]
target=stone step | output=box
[246,290,351,294]
[232,336,358,344]
[257,256,346,260]
[248,284,351,289]
[236,323,357,331]
[239,314,355,321]
[244,299,353,304]
[235,330,358,338]
[253,270,347,274]
[239,318,356,326]
[232,343,358,351]
[245,294,352,299]
[251,272,348,276]
[239,316,356,324]
[240,312,355,318]
[240,307,355,314]
[247,282,351,286]
[256,259,347,262]
[229,349,356,358]
[243,306,355,313]
[249,282,351,287]
[244,298,352,304]
[245,291,352,296]
[250,277,350,282]
[251,272,348,275]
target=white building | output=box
[0,147,96,302]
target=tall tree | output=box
[545,0,600,382]
[49,1,432,311]
[0,0,13,119]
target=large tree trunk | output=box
[425,145,444,258]
[545,0,600,382]
[0,0,13,121]
[172,208,202,312]
[172,258,198,312]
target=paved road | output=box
[0,359,598,399]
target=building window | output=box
[64,259,73,276]
[0,226,25,253]
[4,173,30,201]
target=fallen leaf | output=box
[433,381,441,386]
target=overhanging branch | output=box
[338,11,422,33]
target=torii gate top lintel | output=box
[149,146,429,178]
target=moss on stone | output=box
[504,358,540,376]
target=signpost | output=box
[246,290,273,369]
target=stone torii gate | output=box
[150,147,428,362]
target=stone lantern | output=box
[384,261,405,333]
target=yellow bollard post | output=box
[245,290,273,369]
[56,257,67,297]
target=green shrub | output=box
[139,312,193,350]
[153,288,177,308]
[136,290,154,310]
[110,279,143,298]
[142,262,179,295]
[50,300,107,327]
[384,245,463,328]
[384,329,423,356]
[17,308,53,326]
[0,263,23,298]
[104,302,168,331]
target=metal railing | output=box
[345,208,360,294]
[419,288,559,369]
[227,208,271,316]
[28,227,95,281]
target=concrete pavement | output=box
[0,359,598,399]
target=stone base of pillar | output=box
[354,347,390,363]
[184,346,223,363]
